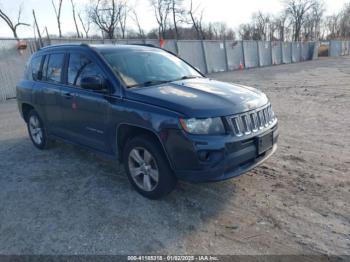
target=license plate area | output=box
[257,131,273,155]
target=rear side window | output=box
[42,53,64,83]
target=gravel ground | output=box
[0,56,349,255]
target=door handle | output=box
[63,92,73,99]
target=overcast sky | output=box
[0,0,348,38]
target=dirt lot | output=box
[0,57,349,255]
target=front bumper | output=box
[164,123,279,182]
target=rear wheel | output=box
[123,135,177,199]
[27,110,51,150]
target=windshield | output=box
[101,50,202,88]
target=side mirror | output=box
[80,76,106,91]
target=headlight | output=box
[179,117,225,135]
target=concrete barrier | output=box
[0,38,321,101]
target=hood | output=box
[125,78,268,118]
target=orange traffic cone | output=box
[159,38,165,48]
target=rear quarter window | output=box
[25,55,43,81]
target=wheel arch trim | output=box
[115,122,175,170]
[20,102,36,122]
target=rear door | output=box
[60,51,110,152]
[34,52,65,135]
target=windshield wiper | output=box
[128,76,202,88]
[181,75,202,80]
[128,80,172,88]
[174,75,203,81]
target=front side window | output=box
[42,53,64,83]
[68,53,104,89]
[101,50,202,88]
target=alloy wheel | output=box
[29,115,43,145]
[128,147,159,192]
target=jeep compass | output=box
[16,44,278,199]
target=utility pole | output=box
[45,27,51,45]
[32,10,43,47]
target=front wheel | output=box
[123,135,177,199]
[26,110,51,150]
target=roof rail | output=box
[129,43,158,48]
[38,42,90,51]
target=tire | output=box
[26,110,51,150]
[123,135,177,199]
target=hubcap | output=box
[29,115,43,145]
[128,147,159,192]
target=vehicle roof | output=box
[37,43,161,54]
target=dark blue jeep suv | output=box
[16,44,278,199]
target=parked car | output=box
[16,44,278,199]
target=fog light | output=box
[198,151,210,161]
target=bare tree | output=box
[324,14,340,39]
[209,22,229,40]
[150,0,171,39]
[252,11,271,40]
[322,5,350,40]
[302,0,324,40]
[118,1,128,39]
[52,0,63,37]
[284,0,317,41]
[274,13,289,41]
[338,3,350,38]
[0,3,30,40]
[225,28,236,40]
[70,0,81,38]
[45,26,50,40]
[238,12,272,41]
[170,0,186,39]
[32,9,43,47]
[311,1,324,39]
[131,8,145,39]
[188,0,205,39]
[78,11,91,38]
[88,0,123,39]
[269,16,279,40]
[239,23,254,40]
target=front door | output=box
[60,52,110,152]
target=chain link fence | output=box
[0,38,320,101]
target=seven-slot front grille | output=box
[227,104,276,137]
